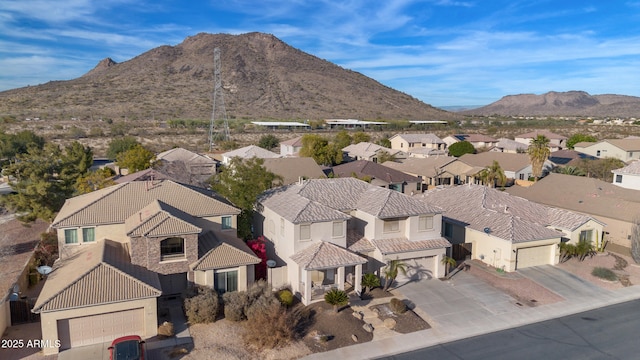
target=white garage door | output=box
[57,308,144,349]
[394,256,435,285]
[516,245,553,269]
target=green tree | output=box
[1,142,92,222]
[361,273,380,295]
[0,130,45,160]
[106,136,139,160]
[258,134,280,150]
[382,259,408,291]
[75,168,116,195]
[476,160,506,188]
[299,134,343,166]
[527,135,551,181]
[334,130,352,150]
[575,157,624,182]
[376,137,392,148]
[324,288,349,313]
[116,144,155,173]
[352,131,371,144]
[376,150,397,164]
[441,256,457,277]
[552,165,586,176]
[211,157,283,239]
[566,133,597,149]
[448,141,475,157]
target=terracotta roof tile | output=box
[191,232,260,270]
[372,237,451,255]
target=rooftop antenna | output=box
[209,47,230,151]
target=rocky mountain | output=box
[0,32,454,121]
[461,91,640,117]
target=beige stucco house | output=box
[255,178,450,305]
[34,180,259,354]
[420,184,605,271]
[515,130,567,151]
[574,139,640,163]
[443,134,499,150]
[221,145,280,166]
[612,161,640,190]
[381,157,459,188]
[342,142,406,163]
[389,133,446,152]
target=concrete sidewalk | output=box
[303,267,640,360]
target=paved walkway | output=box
[304,266,640,360]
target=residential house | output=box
[34,180,259,354]
[331,160,422,195]
[548,149,597,166]
[255,178,450,305]
[491,138,528,153]
[0,219,49,337]
[389,133,447,152]
[115,168,178,184]
[515,130,568,150]
[612,161,640,190]
[221,145,280,166]
[458,152,553,182]
[262,157,327,185]
[574,139,640,163]
[419,184,604,271]
[381,157,459,188]
[506,173,640,250]
[155,147,218,188]
[280,136,304,157]
[342,142,406,163]
[443,134,499,150]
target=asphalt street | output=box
[378,299,640,360]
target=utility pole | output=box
[209,47,230,151]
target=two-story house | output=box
[389,133,447,152]
[33,180,260,354]
[255,178,450,305]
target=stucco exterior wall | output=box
[39,298,157,355]
[577,142,631,161]
[0,300,9,338]
[612,173,640,190]
[193,265,253,292]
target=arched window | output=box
[160,237,184,261]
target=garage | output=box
[395,256,435,285]
[57,308,144,349]
[516,245,554,269]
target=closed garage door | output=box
[395,256,435,285]
[516,245,553,269]
[57,308,144,349]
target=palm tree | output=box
[361,273,381,295]
[553,165,585,176]
[528,135,551,181]
[324,288,349,313]
[475,161,506,188]
[382,259,408,291]
[441,255,457,277]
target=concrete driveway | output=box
[517,265,615,300]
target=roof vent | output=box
[483,227,491,234]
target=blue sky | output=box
[2,0,640,107]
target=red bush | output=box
[247,236,267,280]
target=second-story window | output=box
[82,227,95,242]
[64,229,78,244]
[300,224,311,240]
[161,237,185,261]
[418,216,433,231]
[221,216,232,230]
[332,221,343,237]
[383,220,400,233]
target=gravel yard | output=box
[557,251,640,290]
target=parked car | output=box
[108,335,145,360]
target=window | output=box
[416,182,422,191]
[64,229,78,244]
[332,221,343,237]
[579,230,593,244]
[300,224,311,240]
[418,216,434,231]
[82,227,95,242]
[383,220,400,233]
[444,222,453,238]
[221,216,232,230]
[280,218,285,235]
[616,174,623,183]
[215,270,238,293]
[160,237,185,261]
[596,150,601,157]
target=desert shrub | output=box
[243,303,314,350]
[184,287,219,324]
[324,288,349,313]
[157,321,174,337]
[245,292,280,320]
[591,267,617,281]
[222,291,249,322]
[277,289,294,307]
[389,298,407,314]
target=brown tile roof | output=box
[52,180,239,228]
[390,133,445,144]
[342,142,403,159]
[258,178,441,223]
[459,152,532,172]
[371,237,451,255]
[33,240,161,313]
[332,160,420,183]
[346,229,375,253]
[191,232,260,271]
[222,145,280,160]
[262,157,327,185]
[289,241,366,270]
[612,160,640,175]
[506,173,640,223]
[451,134,498,143]
[156,147,216,165]
[382,157,457,177]
[126,200,202,237]
[419,184,595,243]
[114,168,178,184]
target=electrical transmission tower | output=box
[209,47,229,151]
